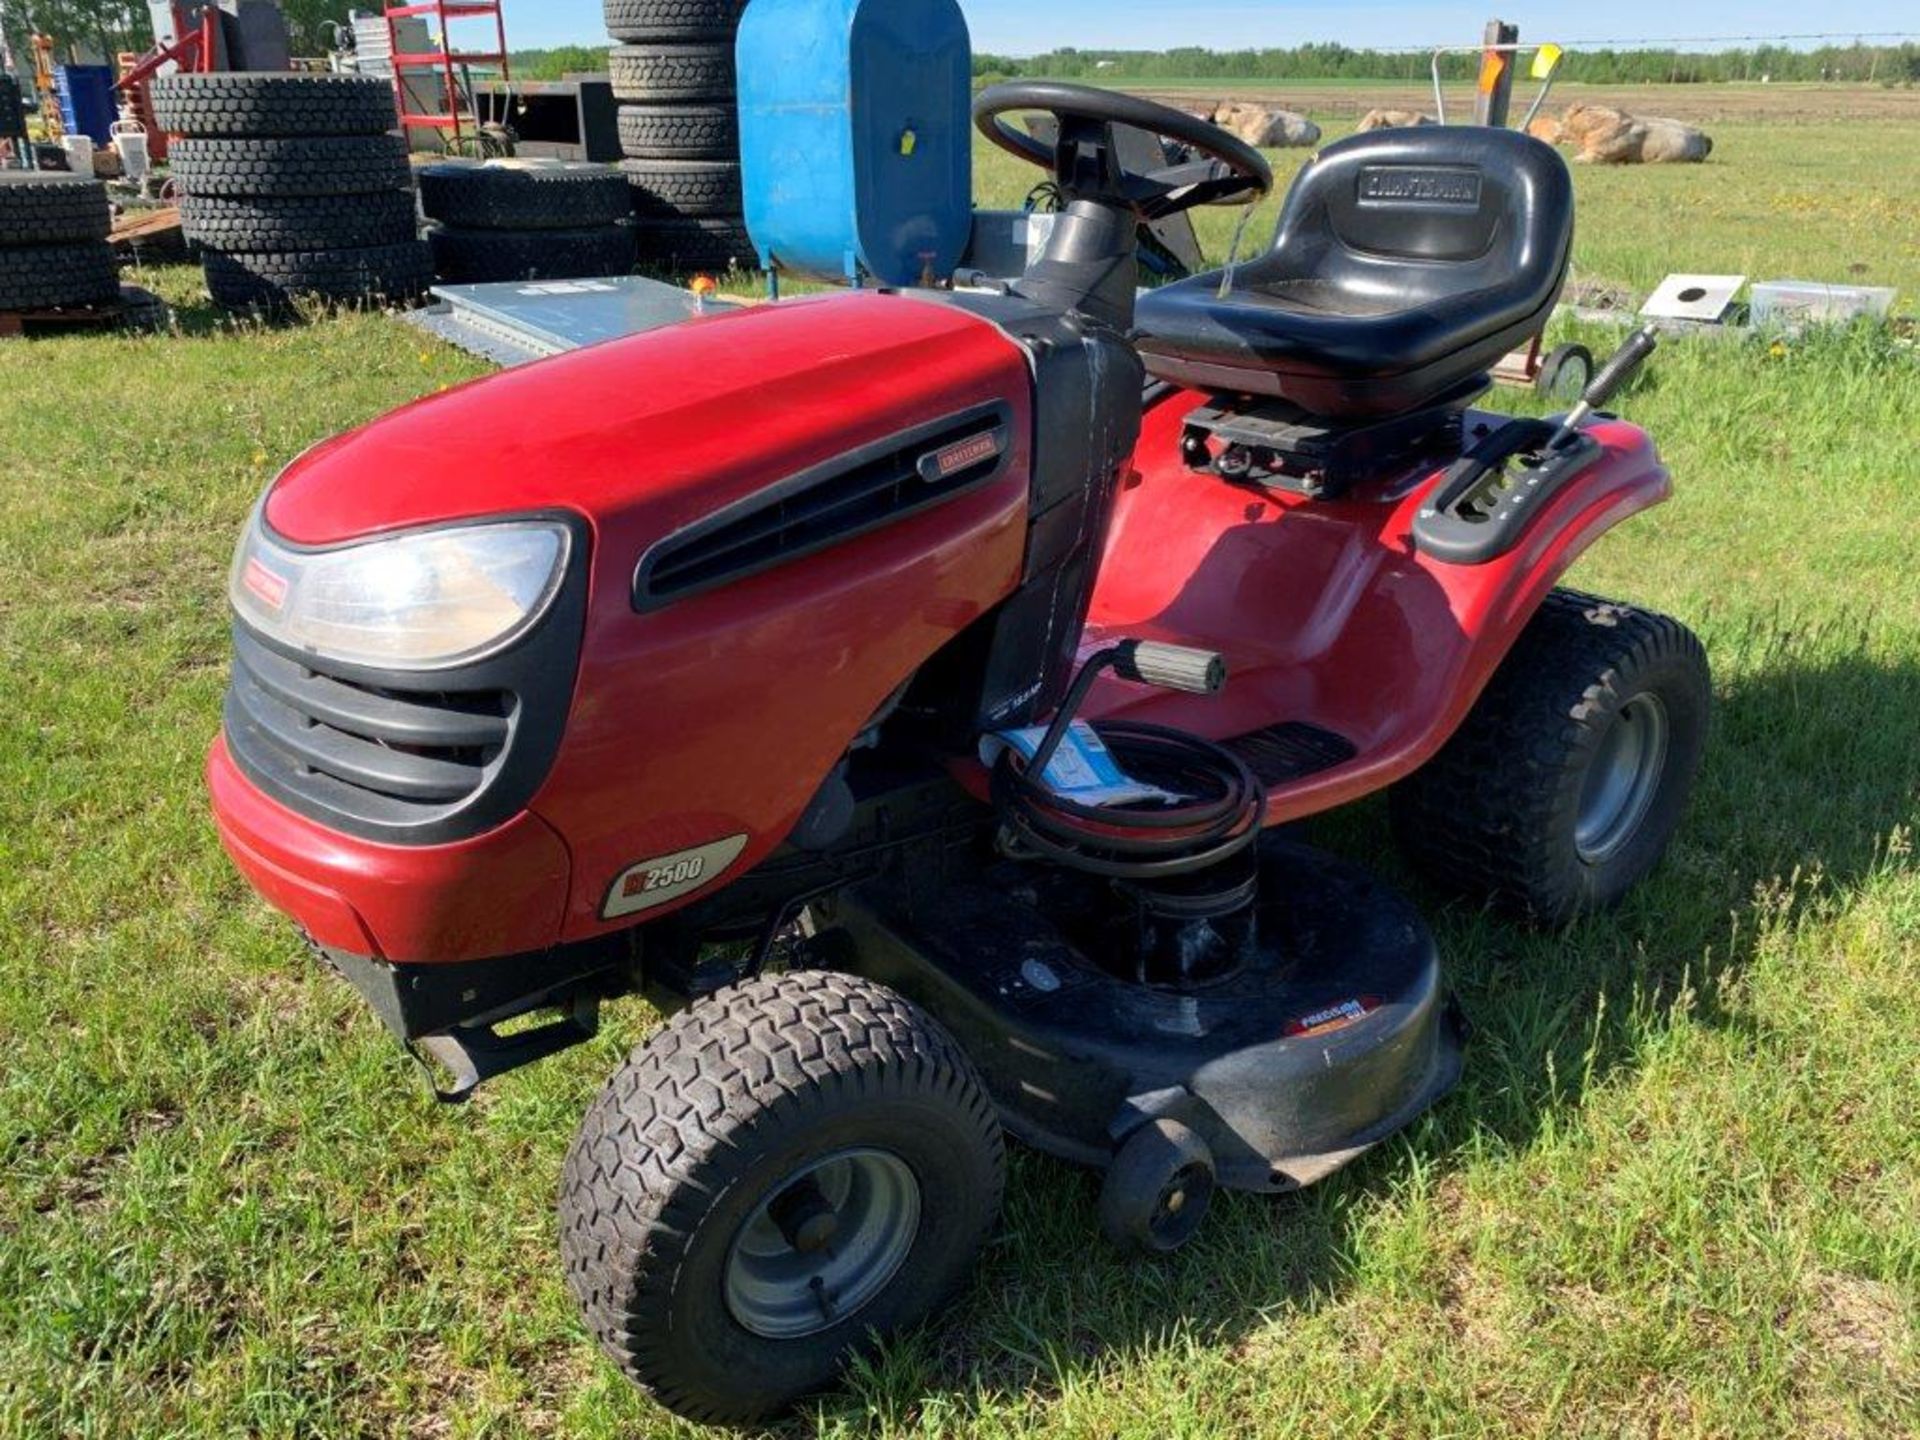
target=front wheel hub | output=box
[724,1148,921,1339]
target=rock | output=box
[1556,103,1713,164]
[1208,102,1320,149]
[1355,108,1435,132]
[1525,113,1565,145]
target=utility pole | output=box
[1474,18,1518,128]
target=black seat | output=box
[1135,127,1574,419]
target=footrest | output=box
[1223,722,1357,787]
[411,996,600,1103]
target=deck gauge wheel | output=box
[1098,1117,1217,1253]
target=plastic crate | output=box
[1749,280,1897,327]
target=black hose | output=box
[992,719,1264,880]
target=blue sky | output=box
[510,0,1915,54]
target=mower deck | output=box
[826,835,1466,1193]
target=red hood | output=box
[264,291,1020,546]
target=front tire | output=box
[559,970,1004,1425]
[1391,589,1710,923]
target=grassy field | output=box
[972,114,1920,306]
[2,117,1918,1438]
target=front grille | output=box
[225,627,514,831]
[223,629,522,833]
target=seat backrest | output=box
[1269,126,1573,310]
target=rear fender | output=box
[1081,400,1672,822]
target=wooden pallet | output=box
[0,298,127,339]
[111,205,183,254]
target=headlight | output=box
[229,513,572,670]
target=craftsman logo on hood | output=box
[920,426,1006,483]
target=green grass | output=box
[971,120,1920,305]
[3,122,1918,1438]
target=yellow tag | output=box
[899,129,917,157]
[1531,44,1564,80]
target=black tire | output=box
[181,190,417,253]
[1391,589,1711,924]
[416,161,631,231]
[604,0,746,42]
[168,135,413,199]
[608,42,736,102]
[0,172,111,246]
[0,241,119,311]
[428,223,636,283]
[621,158,741,218]
[202,240,433,311]
[1535,341,1594,402]
[152,72,397,139]
[559,970,1004,1425]
[1098,1118,1216,1254]
[633,215,755,271]
[118,283,172,333]
[617,102,737,160]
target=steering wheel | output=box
[974,81,1273,221]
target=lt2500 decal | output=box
[602,835,749,920]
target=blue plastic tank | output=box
[737,0,972,287]
[55,65,117,146]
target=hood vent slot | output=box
[635,403,1013,608]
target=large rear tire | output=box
[603,0,745,42]
[0,173,111,245]
[152,72,397,138]
[416,162,632,231]
[616,101,737,160]
[427,223,636,283]
[559,970,1004,1424]
[168,135,412,199]
[202,241,432,311]
[1391,589,1710,923]
[0,242,120,311]
[608,42,736,101]
[181,191,417,252]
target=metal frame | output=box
[385,1,510,148]
[113,3,223,163]
[1429,41,1566,130]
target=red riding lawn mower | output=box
[210,84,1709,1422]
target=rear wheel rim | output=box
[1576,691,1670,865]
[724,1148,921,1340]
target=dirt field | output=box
[1137,81,1920,126]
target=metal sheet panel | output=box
[405,274,741,366]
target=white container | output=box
[111,121,151,183]
[60,134,95,177]
[1749,280,1897,327]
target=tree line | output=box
[1,1,351,71]
[972,42,1920,86]
[9,15,1914,89]
[510,40,1920,86]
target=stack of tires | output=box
[1,73,26,151]
[607,0,756,271]
[154,73,429,311]
[419,162,635,284]
[0,172,119,315]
